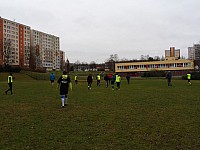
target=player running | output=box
[57,71,72,108]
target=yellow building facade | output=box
[115,59,194,73]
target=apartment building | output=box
[60,50,65,70]
[0,16,65,70]
[194,44,200,60]
[165,47,180,60]
[188,47,195,60]
[188,44,200,70]
[0,17,31,67]
[188,44,200,60]
[31,29,63,70]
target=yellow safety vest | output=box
[62,75,68,79]
[8,75,13,83]
[187,74,191,79]
[97,75,100,80]
[116,75,121,82]
[75,76,77,80]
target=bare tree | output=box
[24,45,30,68]
[29,45,36,70]
[121,57,129,61]
[105,54,119,71]
[89,61,96,70]
[3,39,12,67]
[74,60,81,71]
[66,59,70,73]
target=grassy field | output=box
[0,73,200,150]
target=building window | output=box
[170,64,174,68]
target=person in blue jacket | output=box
[50,73,55,87]
[110,74,116,90]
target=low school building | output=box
[115,58,194,77]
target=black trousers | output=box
[6,83,13,94]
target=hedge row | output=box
[0,65,21,73]
[141,71,166,77]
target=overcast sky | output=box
[1,0,200,63]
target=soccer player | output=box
[87,74,93,90]
[104,74,109,88]
[5,73,14,95]
[57,71,72,108]
[166,71,172,86]
[187,72,192,85]
[110,74,116,90]
[96,74,101,86]
[126,73,131,84]
[74,75,78,84]
[115,74,121,90]
[50,73,55,87]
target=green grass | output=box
[0,74,200,150]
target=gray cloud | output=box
[1,0,200,63]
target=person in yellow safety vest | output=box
[74,75,78,84]
[187,73,192,85]
[96,74,101,86]
[5,73,14,95]
[115,74,121,90]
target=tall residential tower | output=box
[0,16,65,70]
[30,29,63,70]
[0,17,31,67]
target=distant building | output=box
[60,50,65,70]
[31,29,63,70]
[115,59,194,73]
[165,47,180,60]
[115,48,194,76]
[188,44,200,70]
[188,47,195,60]
[0,16,65,70]
[192,44,200,60]
[0,17,31,67]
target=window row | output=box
[117,63,192,70]
[3,27,30,34]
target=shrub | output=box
[142,71,166,77]
[1,65,21,72]
[0,65,3,72]
[191,72,200,80]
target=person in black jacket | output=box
[166,71,172,86]
[126,73,131,85]
[57,71,72,108]
[87,74,93,90]
[5,73,14,95]
[104,74,109,88]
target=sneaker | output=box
[64,103,68,106]
[61,106,64,108]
